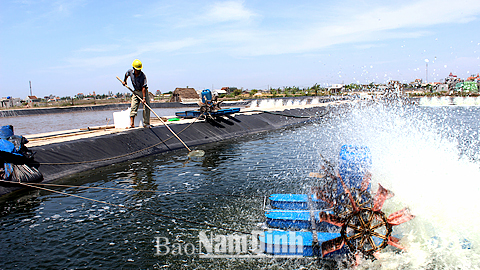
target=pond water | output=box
[0,108,190,135]
[1,101,479,269]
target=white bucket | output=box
[113,108,144,128]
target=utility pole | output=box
[425,59,429,83]
[426,62,428,83]
[29,81,32,96]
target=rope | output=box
[26,182,264,198]
[244,109,330,119]
[3,179,252,235]
[38,114,203,165]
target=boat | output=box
[260,145,415,260]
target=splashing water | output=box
[323,102,480,268]
[248,96,340,109]
[419,96,480,106]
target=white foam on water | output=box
[339,103,480,268]
[419,96,480,107]
[248,97,324,109]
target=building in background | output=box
[0,97,22,108]
[25,96,41,107]
[169,87,200,103]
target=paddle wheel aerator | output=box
[262,145,415,262]
[320,181,415,259]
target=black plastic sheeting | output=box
[0,107,328,197]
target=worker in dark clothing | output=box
[123,59,150,128]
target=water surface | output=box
[1,102,480,269]
[1,108,190,135]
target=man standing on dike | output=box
[123,59,150,128]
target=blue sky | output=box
[1,0,480,98]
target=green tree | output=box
[312,83,320,96]
[270,89,277,97]
[249,89,259,97]
[233,89,242,96]
[292,86,299,95]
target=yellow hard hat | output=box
[132,59,142,70]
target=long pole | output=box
[426,62,428,83]
[29,81,32,96]
[116,76,195,154]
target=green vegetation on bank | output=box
[3,82,480,110]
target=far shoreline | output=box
[0,100,250,118]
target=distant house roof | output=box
[26,96,41,102]
[169,88,199,102]
[448,72,457,77]
[466,74,479,81]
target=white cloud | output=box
[60,54,136,69]
[137,38,201,54]
[205,1,256,22]
[48,0,85,17]
[347,0,480,31]
[173,0,257,28]
[354,44,386,50]
[75,44,121,53]
[211,0,480,56]
[60,38,201,70]
[51,1,480,71]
